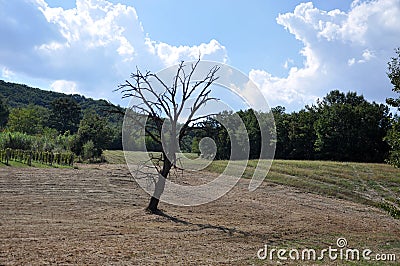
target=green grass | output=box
[103,150,200,164]
[103,150,400,218]
[207,159,400,218]
[0,160,73,168]
[102,150,127,164]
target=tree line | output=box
[121,88,391,164]
[0,95,122,162]
[0,87,395,165]
[185,90,389,163]
[0,87,396,165]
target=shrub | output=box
[82,140,95,161]
[0,132,33,150]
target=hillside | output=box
[0,80,122,122]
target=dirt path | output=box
[0,164,399,265]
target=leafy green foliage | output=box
[195,112,231,160]
[0,96,9,129]
[82,140,95,161]
[0,131,75,166]
[386,48,400,167]
[193,91,390,163]
[0,131,76,153]
[0,148,74,167]
[7,105,50,135]
[271,107,317,160]
[0,132,33,150]
[385,118,400,167]
[238,109,261,159]
[313,91,390,162]
[271,106,292,159]
[49,97,82,134]
[191,137,201,155]
[0,80,125,157]
[386,48,400,109]
[270,91,391,162]
[379,201,400,219]
[0,79,123,129]
[76,111,113,157]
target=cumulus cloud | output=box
[1,67,15,79]
[0,0,228,102]
[50,80,79,94]
[146,39,228,66]
[252,0,400,110]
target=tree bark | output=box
[146,155,171,213]
[147,196,160,213]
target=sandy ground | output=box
[0,164,399,265]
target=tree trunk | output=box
[147,196,160,213]
[146,155,171,213]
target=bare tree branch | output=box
[117,60,220,212]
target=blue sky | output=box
[1,0,399,111]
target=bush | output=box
[82,140,95,161]
[0,132,33,150]
[385,120,400,167]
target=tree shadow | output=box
[154,210,251,237]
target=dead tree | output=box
[117,59,220,213]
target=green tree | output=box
[271,106,292,159]
[314,91,390,162]
[196,116,231,160]
[82,140,95,161]
[386,47,400,167]
[385,117,400,167]
[0,96,9,129]
[49,97,82,134]
[7,105,50,135]
[386,48,400,109]
[287,109,317,159]
[77,111,112,157]
[238,109,261,159]
[191,137,201,155]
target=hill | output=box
[0,80,123,122]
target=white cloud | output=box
[147,39,228,67]
[360,49,375,62]
[0,0,228,103]
[50,80,79,94]
[283,58,294,69]
[253,0,400,110]
[1,67,15,79]
[348,58,356,66]
[2,0,398,111]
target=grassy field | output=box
[103,150,400,218]
[1,151,399,264]
[0,160,73,169]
